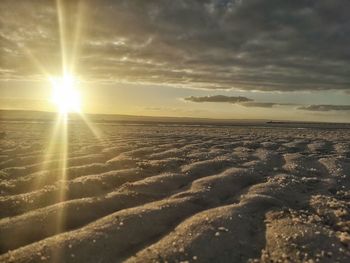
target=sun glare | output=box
[50,74,81,113]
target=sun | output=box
[50,74,82,113]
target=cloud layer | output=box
[240,102,290,108]
[184,95,252,103]
[184,95,350,111]
[1,0,350,93]
[298,105,350,111]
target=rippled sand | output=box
[0,122,349,262]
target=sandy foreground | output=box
[0,121,349,262]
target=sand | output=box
[0,121,349,262]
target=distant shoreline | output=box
[0,110,350,129]
[0,109,349,129]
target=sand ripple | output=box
[0,123,349,262]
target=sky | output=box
[0,0,349,122]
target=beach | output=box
[0,120,349,262]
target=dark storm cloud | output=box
[184,95,252,103]
[1,0,350,92]
[298,105,350,111]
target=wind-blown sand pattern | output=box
[0,122,349,262]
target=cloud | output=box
[183,95,292,107]
[298,105,350,111]
[184,95,252,103]
[240,102,290,108]
[183,95,350,112]
[1,0,350,93]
